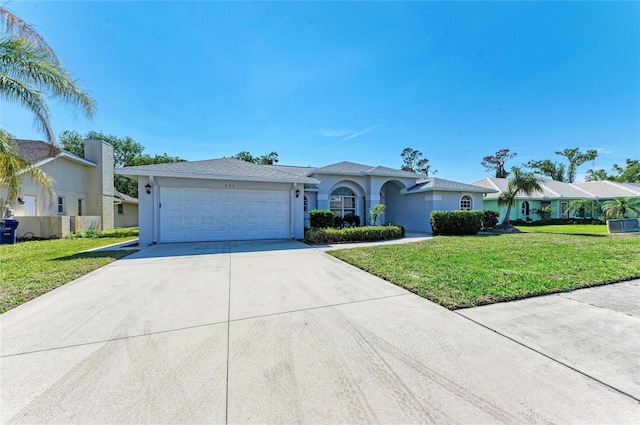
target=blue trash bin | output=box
[1,219,19,244]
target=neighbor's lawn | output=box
[0,229,139,313]
[516,224,608,235]
[329,233,640,309]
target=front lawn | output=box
[515,224,608,235]
[0,231,138,313]
[329,233,640,309]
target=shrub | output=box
[430,210,483,235]
[482,210,499,229]
[334,215,344,228]
[309,209,334,228]
[387,223,406,237]
[304,225,404,244]
[343,213,361,227]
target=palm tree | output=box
[601,197,640,219]
[1,6,94,217]
[496,167,542,229]
[567,199,599,222]
[1,6,96,146]
[1,130,53,218]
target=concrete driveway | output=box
[1,240,638,424]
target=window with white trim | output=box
[460,195,472,210]
[77,199,83,216]
[521,201,530,217]
[330,187,356,217]
[57,196,65,214]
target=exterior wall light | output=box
[145,183,152,195]
[17,198,25,204]
[295,189,300,198]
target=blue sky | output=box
[2,1,639,183]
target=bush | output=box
[304,225,404,244]
[430,210,483,235]
[482,210,499,229]
[387,223,406,237]
[309,210,334,228]
[334,215,344,228]
[343,213,361,227]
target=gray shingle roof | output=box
[114,190,138,204]
[268,165,318,177]
[407,177,496,193]
[313,161,423,178]
[117,158,320,184]
[15,139,58,163]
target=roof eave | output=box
[115,169,320,185]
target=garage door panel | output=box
[160,187,290,243]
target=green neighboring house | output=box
[472,178,640,222]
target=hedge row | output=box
[430,210,483,235]
[309,209,335,228]
[304,225,404,244]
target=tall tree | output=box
[232,151,279,165]
[481,148,517,178]
[400,148,436,176]
[525,159,566,181]
[525,148,597,183]
[556,148,598,183]
[496,167,542,229]
[59,130,184,197]
[1,6,92,216]
[0,7,95,146]
[586,159,640,183]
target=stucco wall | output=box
[312,173,417,225]
[114,203,139,228]
[15,216,71,239]
[84,139,114,230]
[137,176,304,245]
[387,191,485,233]
[15,157,92,217]
[75,216,103,233]
[12,139,115,232]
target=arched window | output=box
[330,187,356,217]
[521,201,530,217]
[303,196,308,213]
[460,195,472,210]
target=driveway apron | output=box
[1,240,638,424]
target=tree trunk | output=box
[502,203,513,225]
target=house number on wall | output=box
[225,184,235,188]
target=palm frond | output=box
[0,140,54,206]
[0,73,56,143]
[0,6,57,60]
[0,37,96,119]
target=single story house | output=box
[3,139,115,238]
[114,190,139,228]
[473,177,640,221]
[117,159,495,245]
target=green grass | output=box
[0,232,139,313]
[329,233,640,310]
[515,224,608,235]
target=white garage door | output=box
[159,187,290,243]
